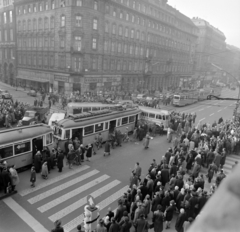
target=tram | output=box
[173,91,198,106]
[53,108,141,151]
[0,124,54,169]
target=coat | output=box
[161,169,170,186]
[109,223,120,232]
[175,213,186,232]
[192,163,201,178]
[129,176,138,188]
[115,205,126,222]
[105,142,111,152]
[41,163,48,176]
[120,221,132,232]
[151,195,162,212]
[135,218,149,232]
[57,152,64,169]
[2,169,11,187]
[152,210,164,232]
[30,170,36,182]
[165,205,175,221]
[51,226,64,232]
[9,168,19,186]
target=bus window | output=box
[92,107,100,111]
[117,119,121,126]
[84,125,94,135]
[122,117,129,125]
[83,107,91,112]
[149,113,155,118]
[156,114,162,120]
[54,127,62,137]
[0,145,13,159]
[141,112,148,117]
[174,96,180,100]
[95,123,104,132]
[129,116,135,122]
[166,115,169,120]
[105,122,109,130]
[102,107,109,110]
[73,108,82,114]
[162,115,165,120]
[14,141,31,155]
[46,133,53,145]
[65,130,70,139]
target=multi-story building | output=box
[14,0,198,95]
[0,0,16,85]
[192,17,226,80]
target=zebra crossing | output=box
[18,165,128,232]
[223,154,240,175]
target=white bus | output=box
[139,106,170,131]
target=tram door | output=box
[109,120,116,133]
[32,136,43,159]
[72,128,83,144]
[135,114,139,127]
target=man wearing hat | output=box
[51,220,64,232]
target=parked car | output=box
[0,89,12,99]
[27,90,37,97]
[137,94,147,99]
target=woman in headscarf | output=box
[86,144,92,161]
[41,162,48,179]
[9,165,19,191]
[34,151,42,173]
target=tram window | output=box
[117,119,121,126]
[14,141,31,155]
[54,127,62,137]
[156,114,162,119]
[84,125,94,135]
[129,116,135,122]
[162,115,166,120]
[166,115,169,120]
[83,107,91,112]
[46,133,53,145]
[149,113,155,118]
[65,130,70,139]
[0,145,13,159]
[141,112,148,117]
[105,122,109,130]
[122,117,128,125]
[73,108,82,114]
[95,123,104,132]
[92,107,100,111]
[102,107,109,110]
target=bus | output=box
[139,106,170,131]
[53,108,141,151]
[0,124,54,170]
[173,91,198,106]
[66,102,125,116]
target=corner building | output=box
[15,0,198,95]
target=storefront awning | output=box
[16,75,49,83]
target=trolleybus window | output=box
[83,107,91,112]
[54,127,62,137]
[73,108,82,114]
[122,117,128,125]
[46,133,53,145]
[162,115,166,120]
[14,141,31,155]
[129,116,135,122]
[156,114,162,119]
[65,130,70,139]
[84,125,94,135]
[105,122,109,130]
[149,113,155,118]
[92,107,101,111]
[95,123,104,132]
[0,145,13,159]
[141,112,148,117]
[117,119,121,126]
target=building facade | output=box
[192,17,226,81]
[14,0,198,95]
[0,0,16,85]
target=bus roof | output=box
[139,106,169,115]
[56,108,141,129]
[67,102,117,107]
[0,124,52,145]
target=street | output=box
[0,83,239,232]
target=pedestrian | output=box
[152,205,164,232]
[164,200,176,229]
[104,140,111,156]
[183,217,193,232]
[109,218,120,232]
[175,208,186,232]
[9,165,19,191]
[133,162,142,179]
[120,217,132,232]
[51,220,64,232]
[207,164,215,183]
[96,219,107,232]
[67,144,75,168]
[86,144,92,161]
[41,161,49,179]
[57,148,64,172]
[134,214,149,232]
[29,166,36,188]
[2,167,11,194]
[143,133,151,149]
[129,172,138,189]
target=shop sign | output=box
[84,75,121,83]
[54,75,69,82]
[73,77,81,83]
[19,70,51,81]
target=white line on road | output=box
[198,108,204,111]
[198,118,205,123]
[224,107,228,109]
[218,110,222,112]
[206,106,211,108]
[210,113,214,116]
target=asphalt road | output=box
[0,83,239,232]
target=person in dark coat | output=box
[160,165,169,186]
[115,200,126,223]
[120,217,132,232]
[34,151,42,173]
[109,218,120,232]
[30,166,36,187]
[188,192,198,218]
[162,191,171,212]
[198,191,208,212]
[151,192,162,213]
[152,205,164,232]
[176,188,185,211]
[175,175,184,190]
[57,149,64,172]
[2,168,11,194]
[165,200,176,229]
[175,208,186,232]
[86,144,92,161]
[104,141,111,156]
[51,220,64,232]
[135,214,149,232]
[169,163,178,177]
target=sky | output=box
[168,0,240,48]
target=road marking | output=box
[3,197,49,232]
[198,108,204,111]
[28,169,99,204]
[218,110,222,112]
[49,179,121,222]
[19,165,90,196]
[206,106,211,108]
[38,174,109,213]
[198,118,205,123]
[224,107,228,109]
[214,103,219,105]
[63,185,128,232]
[210,113,214,116]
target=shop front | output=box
[53,75,71,94]
[16,69,53,93]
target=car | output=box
[27,90,37,97]
[137,94,147,99]
[0,89,12,99]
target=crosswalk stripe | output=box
[49,179,121,222]
[38,174,110,213]
[28,170,99,204]
[228,155,240,160]
[63,185,128,232]
[19,165,90,196]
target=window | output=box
[39,2,43,11]
[46,133,53,144]
[60,15,66,27]
[125,27,128,37]
[118,26,123,36]
[130,45,133,55]
[105,122,109,130]
[112,24,116,34]
[133,1,136,9]
[51,37,54,47]
[10,29,13,41]
[126,13,129,21]
[27,54,31,65]
[27,20,31,31]
[23,7,26,14]
[44,37,49,47]
[105,22,109,33]
[38,18,43,31]
[120,12,123,19]
[95,123,103,132]
[84,125,94,135]
[14,141,31,155]
[51,0,55,9]
[117,43,121,53]
[59,54,66,68]
[50,17,54,29]
[50,54,54,67]
[0,145,13,159]
[3,12,7,24]
[131,29,134,38]
[129,115,135,122]
[104,40,108,52]
[92,38,97,49]
[117,119,121,126]
[113,10,116,17]
[4,30,7,42]
[149,113,155,118]
[75,36,82,51]
[18,21,21,31]
[33,37,37,47]
[156,114,162,120]
[60,0,66,7]
[33,4,37,12]
[94,1,98,10]
[9,11,13,23]
[76,0,82,6]
[92,57,97,70]
[93,19,98,30]
[60,37,65,48]
[65,130,70,139]
[136,31,139,40]
[74,57,82,72]
[45,1,49,10]
[38,37,42,47]
[111,41,115,52]
[44,18,49,31]
[76,15,82,27]
[122,117,128,125]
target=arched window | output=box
[44,17,49,31]
[18,21,21,31]
[60,15,65,27]
[50,17,54,29]
[51,0,55,9]
[105,21,109,33]
[33,19,37,31]
[23,20,26,31]
[38,18,43,31]
[28,19,31,31]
